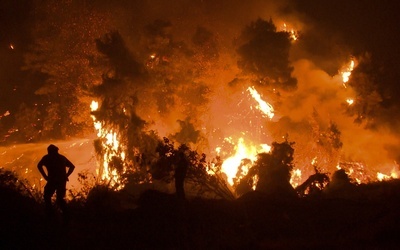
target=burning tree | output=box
[89,27,217,191]
[88,17,223,190]
[344,53,383,126]
[152,137,234,200]
[90,31,159,188]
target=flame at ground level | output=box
[1,138,399,198]
[219,137,271,186]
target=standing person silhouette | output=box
[37,144,75,220]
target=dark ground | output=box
[2,181,400,250]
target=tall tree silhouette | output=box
[23,0,113,139]
[236,18,297,91]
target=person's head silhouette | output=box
[47,144,59,154]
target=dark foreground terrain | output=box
[2,181,400,250]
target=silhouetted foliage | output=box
[152,137,234,199]
[234,159,255,196]
[237,18,297,90]
[323,169,357,198]
[295,166,330,197]
[0,168,41,202]
[172,117,201,145]
[96,31,145,78]
[68,170,98,203]
[235,140,297,198]
[345,53,384,126]
[85,184,121,212]
[256,140,296,196]
[310,110,343,171]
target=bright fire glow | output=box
[346,98,354,105]
[290,168,302,188]
[341,59,355,84]
[90,100,99,111]
[377,166,399,181]
[311,157,318,166]
[247,86,274,119]
[220,137,271,186]
[281,23,299,41]
[90,100,125,189]
[0,111,10,119]
[377,172,391,181]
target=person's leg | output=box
[56,183,69,224]
[55,183,67,213]
[44,183,56,216]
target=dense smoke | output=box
[1,0,400,184]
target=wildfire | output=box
[346,98,354,106]
[220,137,270,186]
[90,100,99,111]
[377,166,400,181]
[247,86,274,119]
[89,84,277,192]
[90,100,125,189]
[290,168,302,188]
[377,172,391,181]
[340,59,356,86]
[213,86,275,188]
[0,110,10,119]
[281,23,299,41]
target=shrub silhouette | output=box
[295,166,330,197]
[235,140,297,198]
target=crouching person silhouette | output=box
[37,144,75,223]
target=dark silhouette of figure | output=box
[174,145,189,200]
[37,144,75,219]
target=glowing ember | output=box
[247,86,274,119]
[90,100,99,111]
[346,98,354,105]
[311,157,318,166]
[0,111,10,119]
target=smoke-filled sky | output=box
[1,0,400,181]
